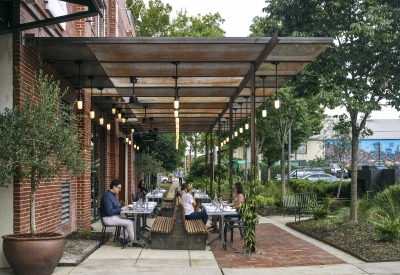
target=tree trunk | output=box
[30,180,37,235]
[280,147,286,196]
[267,166,271,181]
[350,132,359,222]
[337,169,344,199]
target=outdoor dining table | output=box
[146,191,164,204]
[195,195,211,205]
[121,201,158,247]
[202,203,238,247]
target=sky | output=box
[162,0,267,37]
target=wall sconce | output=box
[75,61,83,110]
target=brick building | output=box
[0,0,136,267]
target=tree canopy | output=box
[257,0,400,221]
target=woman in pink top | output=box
[229,182,245,210]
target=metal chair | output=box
[98,208,125,247]
[223,214,245,250]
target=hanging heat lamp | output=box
[129,76,138,103]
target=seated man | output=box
[182,184,208,225]
[100,179,134,247]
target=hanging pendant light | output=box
[129,76,138,103]
[272,61,280,109]
[125,137,129,143]
[121,114,126,124]
[111,104,116,114]
[134,143,137,149]
[225,118,229,142]
[75,61,83,110]
[88,76,95,118]
[234,108,238,137]
[117,108,122,119]
[172,61,180,110]
[244,96,249,130]
[131,126,135,133]
[260,75,267,117]
[106,118,111,130]
[129,139,132,145]
[238,102,243,133]
[137,145,140,151]
[98,87,104,125]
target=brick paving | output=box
[209,223,346,268]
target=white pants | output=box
[102,215,135,241]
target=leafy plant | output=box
[373,215,400,242]
[0,71,87,234]
[307,198,332,220]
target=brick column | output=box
[76,90,92,231]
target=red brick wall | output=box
[12,0,135,235]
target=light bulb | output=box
[235,131,238,137]
[112,107,116,114]
[239,127,243,133]
[134,144,136,149]
[118,112,121,119]
[129,140,132,145]
[107,122,111,131]
[223,140,226,145]
[221,142,223,147]
[90,110,95,119]
[137,145,139,150]
[174,109,179,118]
[174,98,179,109]
[262,108,267,117]
[125,137,129,143]
[99,116,104,125]
[122,117,126,123]
[245,123,249,130]
[77,99,83,110]
[131,128,135,133]
[226,137,229,142]
[275,97,280,109]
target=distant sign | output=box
[45,0,67,30]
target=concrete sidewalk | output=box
[1,180,400,274]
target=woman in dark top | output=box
[138,179,148,198]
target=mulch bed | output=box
[288,218,400,262]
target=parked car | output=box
[276,168,324,180]
[301,173,339,182]
[161,175,172,183]
[330,163,348,178]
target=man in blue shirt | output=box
[176,169,183,186]
[100,179,134,247]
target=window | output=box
[297,145,307,154]
[61,181,70,224]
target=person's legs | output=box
[102,215,135,241]
[186,211,208,225]
[179,178,182,185]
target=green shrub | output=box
[371,185,400,221]
[373,216,400,242]
[307,199,332,219]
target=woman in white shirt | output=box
[182,184,208,225]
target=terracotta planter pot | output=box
[2,234,65,275]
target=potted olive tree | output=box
[0,71,87,275]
